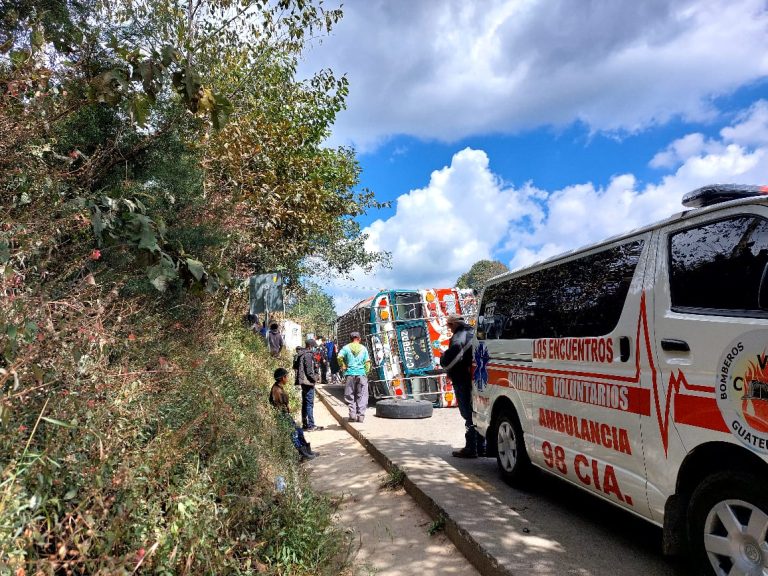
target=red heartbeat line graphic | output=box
[484,292,728,457]
[638,292,725,456]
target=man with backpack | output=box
[337,332,371,423]
[293,338,323,431]
[441,314,485,458]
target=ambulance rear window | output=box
[669,215,768,314]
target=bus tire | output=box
[496,411,530,486]
[688,471,768,576]
[375,399,433,419]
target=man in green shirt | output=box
[337,332,371,423]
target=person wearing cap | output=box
[441,314,486,458]
[269,367,317,461]
[337,332,371,423]
[295,337,323,431]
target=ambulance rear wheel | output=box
[689,471,768,576]
[496,412,530,486]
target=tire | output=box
[688,471,768,576]
[375,399,433,419]
[495,412,531,486]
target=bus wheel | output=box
[496,412,530,486]
[688,471,768,576]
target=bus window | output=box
[394,292,423,320]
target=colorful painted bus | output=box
[335,288,477,407]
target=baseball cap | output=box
[350,331,361,339]
[274,368,288,380]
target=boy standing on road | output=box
[338,332,371,423]
[269,368,317,461]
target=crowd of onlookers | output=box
[247,314,358,461]
[251,312,478,463]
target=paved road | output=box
[318,383,687,576]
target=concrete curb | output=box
[317,387,512,576]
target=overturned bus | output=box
[335,288,476,407]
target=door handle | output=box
[661,339,690,352]
[619,336,631,362]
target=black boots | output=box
[298,442,319,461]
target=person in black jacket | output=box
[440,314,486,458]
[293,338,324,431]
[267,323,284,357]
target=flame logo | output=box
[741,352,768,433]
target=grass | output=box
[1,304,351,575]
[379,467,406,491]
[427,515,446,536]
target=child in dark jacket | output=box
[270,368,318,461]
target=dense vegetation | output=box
[455,259,509,292]
[0,0,384,572]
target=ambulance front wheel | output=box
[688,471,768,576]
[496,412,531,486]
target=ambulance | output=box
[473,184,768,576]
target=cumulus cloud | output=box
[509,101,768,268]
[324,148,544,312]
[721,100,768,146]
[325,99,768,313]
[302,0,768,151]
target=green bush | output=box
[0,315,349,575]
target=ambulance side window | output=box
[669,216,768,315]
[477,240,644,339]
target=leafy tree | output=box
[287,283,336,336]
[0,0,384,572]
[456,259,509,291]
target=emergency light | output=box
[682,184,768,208]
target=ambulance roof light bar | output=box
[682,184,768,209]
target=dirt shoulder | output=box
[305,397,480,576]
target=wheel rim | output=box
[703,498,768,576]
[497,420,517,472]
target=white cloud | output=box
[650,133,709,168]
[302,0,768,151]
[508,102,768,268]
[325,100,768,313]
[721,100,768,146]
[324,148,544,311]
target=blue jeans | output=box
[301,385,315,428]
[278,413,308,450]
[454,378,485,454]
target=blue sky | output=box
[299,0,768,312]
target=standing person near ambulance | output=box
[441,314,485,458]
[338,332,371,423]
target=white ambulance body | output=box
[473,185,768,576]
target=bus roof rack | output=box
[682,184,768,209]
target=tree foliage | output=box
[0,0,377,572]
[455,259,509,291]
[287,283,336,337]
